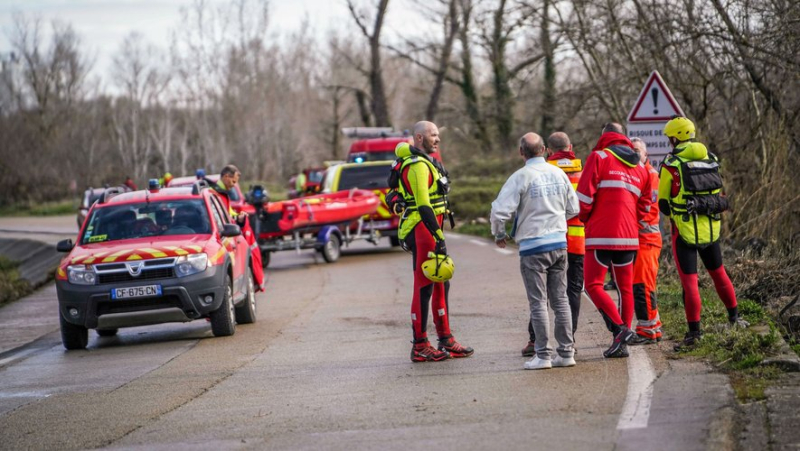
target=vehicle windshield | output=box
[346,152,396,163]
[308,170,324,183]
[81,199,211,244]
[337,165,391,191]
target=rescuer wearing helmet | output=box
[396,121,473,362]
[659,117,747,351]
[159,172,173,188]
[577,123,652,358]
[491,133,579,370]
[628,137,663,345]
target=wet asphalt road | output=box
[0,218,734,450]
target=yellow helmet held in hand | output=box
[422,252,455,283]
[664,117,696,141]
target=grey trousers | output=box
[520,249,574,359]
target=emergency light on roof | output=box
[341,127,410,139]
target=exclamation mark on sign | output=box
[652,88,659,115]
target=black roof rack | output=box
[192,179,211,195]
[100,186,126,204]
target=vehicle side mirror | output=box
[220,224,241,237]
[56,239,74,252]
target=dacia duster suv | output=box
[55,183,260,350]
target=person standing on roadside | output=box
[396,121,473,362]
[492,133,579,370]
[628,137,663,345]
[211,164,264,291]
[577,123,651,358]
[658,117,747,352]
[521,132,585,357]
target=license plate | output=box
[111,285,162,300]
[364,220,391,230]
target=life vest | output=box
[547,157,585,255]
[388,153,450,240]
[661,146,728,247]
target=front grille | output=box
[98,268,175,284]
[97,295,182,316]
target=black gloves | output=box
[434,240,447,256]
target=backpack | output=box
[673,155,729,216]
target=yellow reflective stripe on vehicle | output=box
[126,254,143,261]
[184,245,203,253]
[163,246,189,256]
[139,247,168,258]
[102,249,133,262]
[57,267,66,278]
[567,226,585,237]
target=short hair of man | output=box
[547,132,570,151]
[602,122,625,134]
[221,165,240,177]
[520,133,545,159]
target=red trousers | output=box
[633,244,662,338]
[405,221,451,341]
[584,250,636,329]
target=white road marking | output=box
[495,248,514,255]
[0,391,50,399]
[0,348,38,367]
[469,239,488,246]
[617,346,656,430]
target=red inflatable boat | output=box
[273,189,379,232]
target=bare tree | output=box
[346,0,393,127]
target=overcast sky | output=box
[0,0,420,84]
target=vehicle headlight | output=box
[67,265,96,285]
[176,253,208,277]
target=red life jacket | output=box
[547,150,585,256]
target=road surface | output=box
[0,216,735,450]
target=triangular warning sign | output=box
[627,71,685,122]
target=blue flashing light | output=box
[354,157,365,163]
[196,168,206,179]
[148,179,159,190]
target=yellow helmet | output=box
[421,252,455,283]
[664,117,696,141]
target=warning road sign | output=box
[627,71,685,166]
[627,71,685,123]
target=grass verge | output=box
[0,256,32,307]
[657,280,784,402]
[0,200,75,217]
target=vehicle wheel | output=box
[261,250,271,268]
[210,275,236,337]
[96,328,118,337]
[321,233,341,263]
[235,270,257,324]
[390,236,401,247]
[60,313,88,350]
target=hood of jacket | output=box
[592,132,639,167]
[548,150,577,161]
[673,141,709,161]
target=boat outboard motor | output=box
[247,184,270,237]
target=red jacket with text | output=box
[576,132,651,251]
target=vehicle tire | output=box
[390,236,401,247]
[261,250,271,269]
[235,270,257,324]
[321,233,341,263]
[60,313,88,350]
[210,274,236,337]
[96,328,118,337]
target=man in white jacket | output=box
[491,133,580,370]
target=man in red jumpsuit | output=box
[576,123,651,358]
